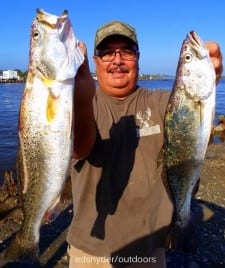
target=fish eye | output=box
[33,31,40,40]
[184,53,192,62]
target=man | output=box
[67,21,223,267]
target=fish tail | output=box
[165,219,196,253]
[4,231,39,264]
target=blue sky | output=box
[1,0,224,75]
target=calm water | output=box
[0,79,224,178]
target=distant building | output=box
[2,70,18,80]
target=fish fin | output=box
[165,221,196,253]
[17,134,29,195]
[192,177,200,197]
[43,196,61,223]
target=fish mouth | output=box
[36,8,68,29]
[188,31,201,47]
[37,8,68,17]
[37,64,56,81]
[187,31,207,59]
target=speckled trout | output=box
[163,31,216,252]
[5,9,84,262]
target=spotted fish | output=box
[4,8,84,263]
[163,31,216,252]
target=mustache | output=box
[109,66,129,73]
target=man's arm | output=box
[73,42,96,159]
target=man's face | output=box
[93,36,139,98]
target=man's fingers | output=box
[205,42,223,83]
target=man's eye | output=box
[102,50,114,56]
[122,50,133,54]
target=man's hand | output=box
[76,41,90,74]
[77,40,87,55]
[205,42,223,84]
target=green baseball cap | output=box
[94,20,139,50]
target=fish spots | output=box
[25,72,35,86]
[18,89,33,131]
[46,93,59,122]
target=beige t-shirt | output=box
[67,86,173,259]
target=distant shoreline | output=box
[0,79,25,84]
[1,76,224,84]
